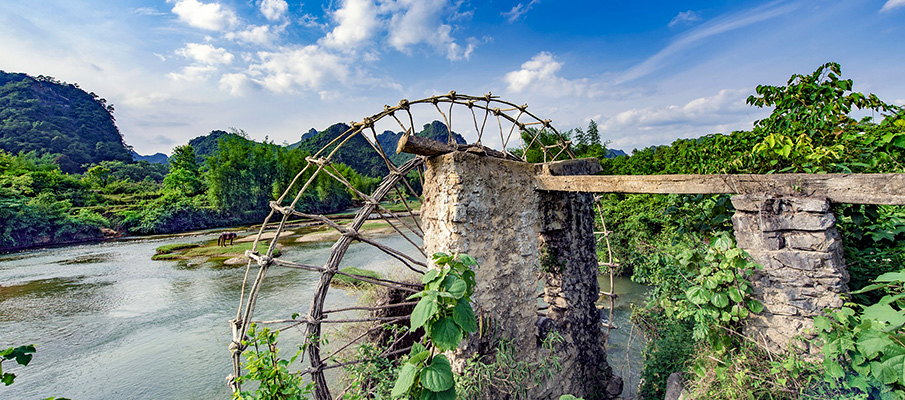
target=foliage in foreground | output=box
[232,324,312,400]
[390,253,479,399]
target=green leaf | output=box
[411,296,439,331]
[420,387,456,400]
[881,354,905,386]
[422,269,440,284]
[453,300,478,333]
[686,286,709,305]
[409,350,431,365]
[430,317,463,351]
[409,342,426,357]
[862,302,905,330]
[875,271,905,283]
[728,287,743,303]
[391,363,419,398]
[853,283,889,294]
[442,276,467,299]
[871,359,899,385]
[711,292,729,308]
[421,354,455,392]
[458,254,477,267]
[813,316,832,332]
[857,330,891,359]
[746,299,764,314]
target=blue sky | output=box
[1,0,903,155]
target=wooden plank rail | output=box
[535,173,905,205]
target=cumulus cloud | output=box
[249,45,350,93]
[321,0,380,49]
[668,10,701,27]
[220,73,253,95]
[881,0,905,12]
[171,0,238,31]
[504,52,591,98]
[166,64,217,81]
[383,0,475,60]
[225,24,284,45]
[259,0,289,20]
[601,88,751,132]
[501,0,539,23]
[175,43,234,64]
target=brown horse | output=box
[218,232,237,247]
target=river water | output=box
[0,233,649,399]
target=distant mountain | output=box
[605,148,627,158]
[0,71,132,172]
[188,130,251,163]
[130,149,169,164]
[296,120,467,177]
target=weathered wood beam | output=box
[396,134,520,161]
[535,173,905,205]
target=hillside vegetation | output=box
[0,71,132,172]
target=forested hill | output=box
[188,129,251,162]
[293,120,467,176]
[0,71,132,172]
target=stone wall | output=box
[420,152,620,399]
[731,195,849,355]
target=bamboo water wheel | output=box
[227,92,615,399]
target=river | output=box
[0,233,649,399]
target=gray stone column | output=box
[731,195,849,355]
[421,151,541,361]
[536,188,622,399]
[420,152,620,399]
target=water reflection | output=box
[597,274,650,399]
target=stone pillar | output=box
[536,189,622,399]
[731,195,849,355]
[421,151,542,361]
[420,152,620,399]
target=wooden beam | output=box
[397,134,521,161]
[535,173,905,205]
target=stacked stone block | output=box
[731,195,849,355]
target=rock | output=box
[664,372,687,400]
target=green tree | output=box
[164,145,202,196]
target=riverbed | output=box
[0,232,649,399]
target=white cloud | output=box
[298,13,326,28]
[321,0,380,49]
[175,43,234,64]
[383,0,475,60]
[668,10,701,27]
[601,88,752,135]
[501,0,539,23]
[504,52,590,98]
[133,7,166,16]
[171,0,238,31]
[895,98,905,105]
[619,2,798,83]
[881,0,905,12]
[259,0,288,21]
[225,24,284,45]
[249,45,350,93]
[166,64,217,81]
[220,73,253,95]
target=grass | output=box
[182,241,282,257]
[332,267,383,289]
[155,243,201,254]
[151,253,182,260]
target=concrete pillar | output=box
[731,195,849,355]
